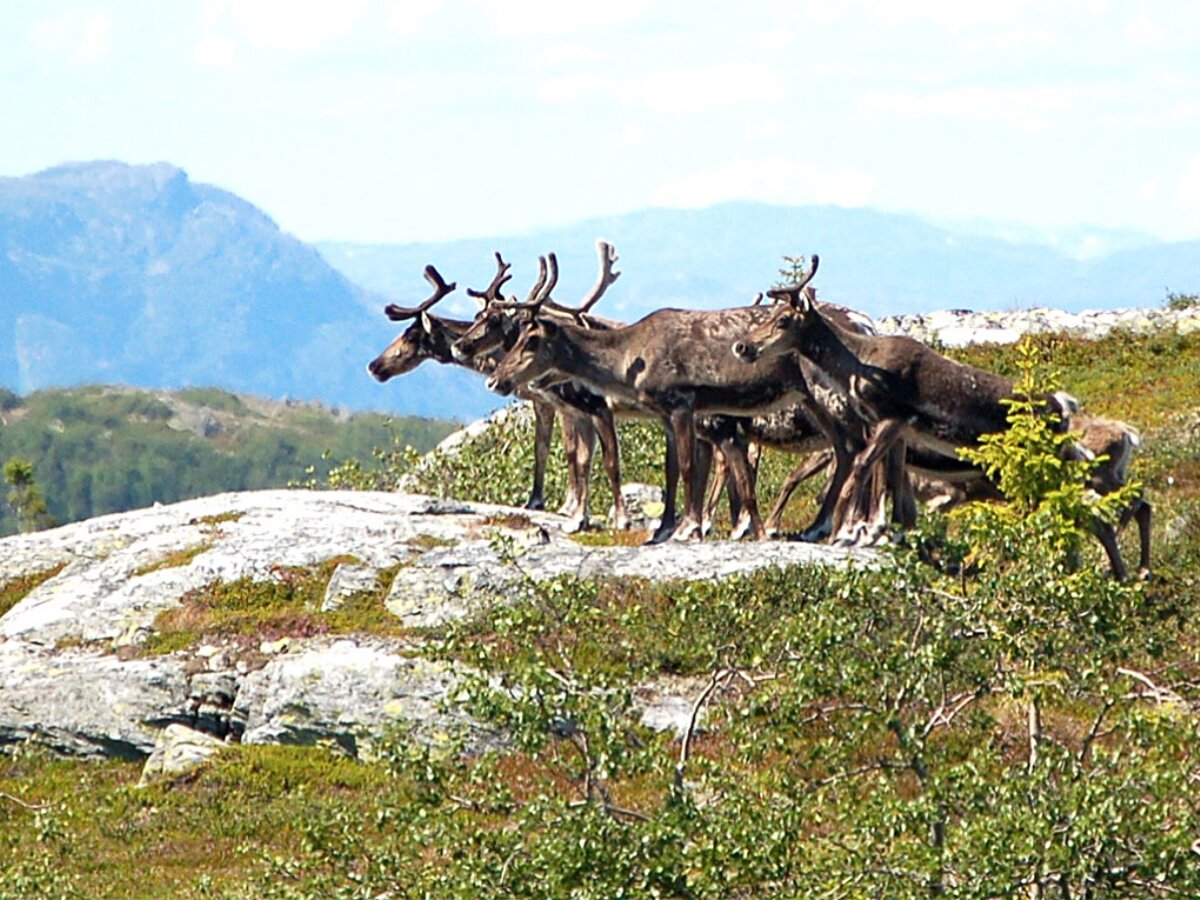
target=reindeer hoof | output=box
[525,498,545,512]
[561,516,592,534]
[671,521,703,542]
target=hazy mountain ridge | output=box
[3,161,1199,423]
[319,202,1199,322]
[0,161,487,419]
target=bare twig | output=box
[675,668,731,791]
[1118,667,1186,705]
[0,791,50,811]
[1027,695,1042,775]
[922,691,981,739]
[1078,697,1117,765]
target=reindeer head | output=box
[485,318,570,397]
[366,265,457,382]
[732,255,820,364]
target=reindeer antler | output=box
[493,253,555,312]
[576,239,621,314]
[465,252,513,306]
[384,265,457,321]
[537,240,622,323]
[494,242,618,326]
[765,254,819,304]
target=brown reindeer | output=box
[455,241,786,541]
[366,262,625,530]
[481,258,904,543]
[911,415,1151,580]
[730,271,1158,580]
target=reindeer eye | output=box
[777,315,792,329]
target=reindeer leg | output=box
[526,401,555,511]
[670,408,704,541]
[1094,520,1130,582]
[888,443,918,530]
[592,406,627,531]
[1113,495,1153,580]
[1133,498,1153,579]
[832,419,905,548]
[766,449,832,537]
[557,413,582,521]
[565,416,597,532]
[649,423,680,544]
[722,436,765,541]
[702,443,728,537]
[694,439,717,535]
[804,440,855,543]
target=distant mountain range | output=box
[0,161,489,420]
[3,161,1199,421]
[318,205,1200,324]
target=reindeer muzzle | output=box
[731,341,759,363]
[486,375,514,396]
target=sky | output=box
[4,1,1200,246]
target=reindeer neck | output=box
[429,317,473,365]
[549,322,638,395]
[796,311,869,382]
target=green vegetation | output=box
[5,328,1200,896]
[1165,289,1200,311]
[140,557,406,656]
[131,543,213,578]
[0,564,67,619]
[0,385,455,536]
[4,456,56,532]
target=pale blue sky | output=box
[4,1,1200,245]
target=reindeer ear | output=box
[419,311,434,334]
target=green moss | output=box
[193,510,243,528]
[568,529,651,547]
[0,563,67,618]
[407,533,455,550]
[132,543,211,577]
[139,558,404,655]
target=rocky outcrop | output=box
[877,303,1200,347]
[0,489,871,761]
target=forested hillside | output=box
[0,385,454,536]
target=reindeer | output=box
[480,259,912,544]
[458,244,629,531]
[730,269,1156,579]
[366,261,626,530]
[909,415,1151,580]
[454,242,785,541]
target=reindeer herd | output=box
[368,241,1152,581]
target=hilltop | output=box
[0,384,453,536]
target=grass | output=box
[131,543,211,578]
[0,563,68,619]
[0,744,395,898]
[139,557,406,656]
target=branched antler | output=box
[493,241,619,326]
[384,265,457,321]
[577,239,621,313]
[465,252,513,307]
